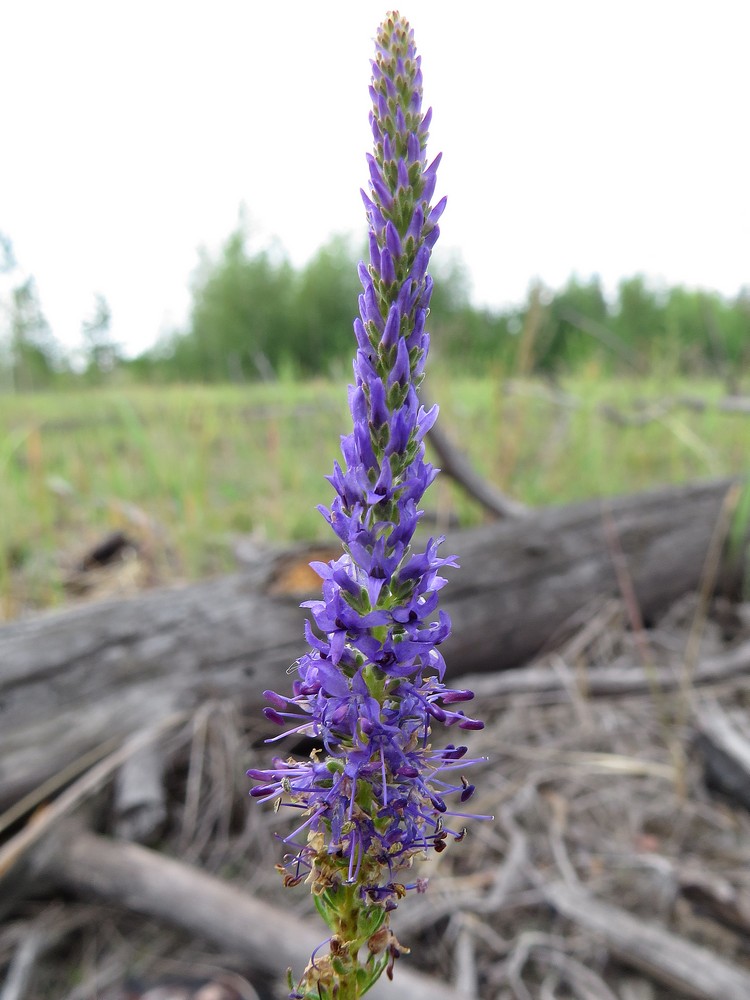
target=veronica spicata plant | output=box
[247,12,485,998]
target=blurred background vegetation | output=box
[1,223,748,619]
[2,223,750,389]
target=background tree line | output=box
[0,234,122,391]
[2,224,750,389]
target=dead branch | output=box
[600,394,750,426]
[112,743,167,845]
[695,699,750,812]
[426,414,529,519]
[0,714,186,888]
[677,864,750,938]
[462,637,750,701]
[505,378,750,424]
[556,305,644,372]
[0,906,91,1000]
[543,881,750,1000]
[0,928,48,1000]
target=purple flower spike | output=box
[248,12,486,998]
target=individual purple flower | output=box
[248,12,486,998]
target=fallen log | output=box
[0,477,743,807]
[31,824,475,1000]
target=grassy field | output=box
[1,368,747,619]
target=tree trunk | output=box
[0,478,742,807]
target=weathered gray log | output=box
[32,824,475,1000]
[544,880,750,1000]
[0,478,742,808]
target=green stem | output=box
[334,885,364,1000]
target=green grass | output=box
[0,370,747,619]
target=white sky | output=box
[1,1,749,356]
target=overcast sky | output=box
[1,1,748,356]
